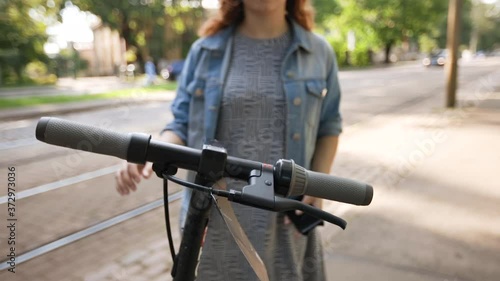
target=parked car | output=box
[160,60,185,81]
[422,49,448,67]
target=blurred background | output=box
[0,0,499,86]
[0,0,499,281]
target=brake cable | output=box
[161,173,233,264]
[162,176,176,262]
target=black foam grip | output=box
[36,117,131,160]
[305,171,373,206]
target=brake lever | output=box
[227,166,347,230]
[227,191,346,229]
[274,196,346,229]
[159,164,347,229]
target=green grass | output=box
[140,82,178,91]
[0,82,178,109]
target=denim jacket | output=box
[163,20,342,169]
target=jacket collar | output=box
[198,18,313,53]
[198,25,235,51]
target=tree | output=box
[0,0,61,84]
[317,0,383,66]
[73,0,163,65]
[351,0,449,63]
[434,0,472,51]
[73,0,204,67]
[433,0,500,53]
[312,0,342,30]
[469,0,500,52]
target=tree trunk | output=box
[446,0,462,108]
[120,13,145,72]
[136,52,145,74]
[470,28,479,54]
[384,41,393,64]
[14,65,23,84]
[121,14,132,50]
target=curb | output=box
[0,93,176,122]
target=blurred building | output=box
[76,21,126,77]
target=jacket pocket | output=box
[306,80,327,99]
[304,80,326,164]
[305,79,326,126]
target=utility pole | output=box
[445,0,463,108]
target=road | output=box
[0,58,498,280]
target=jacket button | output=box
[195,88,203,97]
[293,97,302,106]
[321,88,328,97]
[292,133,301,141]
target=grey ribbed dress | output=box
[195,31,326,281]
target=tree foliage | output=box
[0,0,60,84]
[73,0,163,59]
[317,0,449,64]
[358,0,447,42]
[469,0,500,52]
[312,0,342,30]
[354,0,448,62]
[73,0,204,65]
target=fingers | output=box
[124,165,138,192]
[141,162,154,179]
[285,196,323,222]
[115,172,127,195]
[315,198,323,210]
[295,196,321,215]
[127,163,143,184]
[116,167,133,195]
[284,215,291,225]
[115,162,150,196]
[213,178,228,190]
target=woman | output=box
[116,0,342,280]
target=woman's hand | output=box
[284,136,338,225]
[284,195,323,225]
[114,131,185,196]
[296,195,323,215]
[115,161,153,195]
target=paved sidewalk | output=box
[319,80,500,280]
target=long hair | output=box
[198,0,315,37]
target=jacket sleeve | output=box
[161,43,201,143]
[317,42,343,138]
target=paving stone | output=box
[150,272,173,281]
[120,250,149,266]
[147,237,169,251]
[122,274,149,281]
[120,264,143,277]
[143,262,168,278]
[142,250,169,267]
[83,263,121,281]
